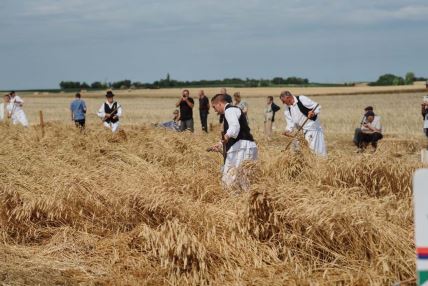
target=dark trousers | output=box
[200,110,208,132]
[424,128,428,138]
[180,118,194,132]
[74,119,85,129]
[359,132,383,148]
[353,128,361,146]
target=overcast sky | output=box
[0,0,427,89]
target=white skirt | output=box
[11,110,29,127]
[222,140,258,188]
[305,129,327,156]
[103,121,120,132]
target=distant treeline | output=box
[57,72,427,91]
[59,74,355,90]
[369,72,427,86]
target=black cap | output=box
[364,106,373,111]
[106,91,114,98]
[365,110,375,117]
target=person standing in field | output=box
[70,92,87,129]
[264,96,280,138]
[422,99,428,138]
[198,90,210,133]
[97,91,122,133]
[8,91,29,127]
[209,93,258,188]
[176,89,194,132]
[219,88,233,124]
[233,92,248,120]
[280,90,327,156]
[356,110,383,152]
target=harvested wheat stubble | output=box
[0,123,420,285]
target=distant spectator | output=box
[233,92,248,120]
[176,89,194,132]
[219,88,232,124]
[199,90,210,133]
[264,96,280,138]
[158,109,181,131]
[97,91,123,133]
[422,99,428,137]
[353,106,374,146]
[356,110,383,152]
[8,91,29,127]
[70,92,87,129]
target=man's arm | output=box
[186,98,194,108]
[115,104,123,118]
[241,102,248,114]
[300,95,320,118]
[176,99,181,107]
[70,103,74,121]
[224,108,241,141]
[97,104,105,118]
[15,96,24,106]
[283,109,294,135]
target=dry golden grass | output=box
[1,87,427,285]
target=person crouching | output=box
[357,110,383,152]
[97,91,122,133]
[209,94,258,188]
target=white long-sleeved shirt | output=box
[361,116,382,133]
[224,104,256,152]
[284,95,322,133]
[97,101,123,119]
[9,95,24,113]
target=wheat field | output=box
[1,87,427,285]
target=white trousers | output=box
[11,110,29,127]
[222,146,258,188]
[305,129,327,156]
[103,121,120,133]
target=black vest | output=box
[224,105,254,152]
[104,102,119,123]
[289,96,317,121]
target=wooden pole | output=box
[39,110,45,137]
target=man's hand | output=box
[208,142,223,152]
[221,135,229,144]
[308,110,315,119]
[283,131,293,137]
[104,113,111,120]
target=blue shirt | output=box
[70,99,86,120]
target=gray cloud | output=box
[0,0,427,89]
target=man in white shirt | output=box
[8,91,29,127]
[209,93,258,189]
[357,110,383,152]
[280,91,327,156]
[97,91,123,133]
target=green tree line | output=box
[369,72,427,86]
[59,75,313,90]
